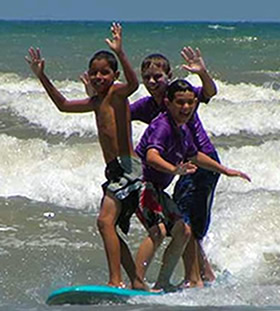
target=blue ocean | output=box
[0,21,280,311]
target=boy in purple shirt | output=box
[131,49,219,287]
[135,79,250,290]
[82,48,222,287]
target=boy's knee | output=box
[171,220,191,241]
[149,223,167,244]
[97,215,112,233]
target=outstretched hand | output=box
[181,46,207,74]
[225,168,251,182]
[25,47,45,78]
[105,22,122,54]
[80,72,96,97]
[175,161,197,175]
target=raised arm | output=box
[25,47,94,113]
[105,23,138,97]
[190,151,251,182]
[181,46,217,99]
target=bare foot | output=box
[153,282,177,292]
[178,280,204,289]
[131,279,150,291]
[107,282,126,289]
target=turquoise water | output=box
[1,21,280,84]
[0,21,280,311]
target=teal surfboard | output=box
[46,284,163,305]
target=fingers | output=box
[111,22,122,36]
[181,46,201,61]
[80,71,89,84]
[181,46,195,60]
[105,38,112,47]
[176,162,197,175]
[239,172,251,182]
[26,47,41,62]
[24,55,31,64]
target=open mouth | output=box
[94,80,104,87]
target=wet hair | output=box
[141,53,171,75]
[167,79,194,101]
[88,50,118,72]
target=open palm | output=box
[181,46,206,74]
[25,47,45,77]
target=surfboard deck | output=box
[46,284,163,305]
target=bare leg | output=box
[97,194,123,287]
[182,234,203,288]
[154,221,191,290]
[118,234,149,290]
[135,223,166,285]
[198,241,215,282]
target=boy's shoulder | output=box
[148,112,173,133]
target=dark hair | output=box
[141,53,171,75]
[167,79,194,101]
[88,50,118,72]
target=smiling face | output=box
[166,90,198,126]
[141,64,170,98]
[88,58,119,95]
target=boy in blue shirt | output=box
[135,79,250,290]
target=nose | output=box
[183,102,191,109]
[96,71,102,79]
[148,76,156,84]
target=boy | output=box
[82,48,220,286]
[130,49,219,287]
[25,23,146,289]
[135,79,250,290]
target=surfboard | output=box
[46,284,163,305]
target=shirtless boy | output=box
[82,48,221,287]
[135,79,251,290]
[25,23,146,289]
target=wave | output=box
[0,134,279,209]
[205,189,280,287]
[0,134,104,210]
[208,24,235,31]
[1,73,280,138]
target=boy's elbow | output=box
[211,86,218,96]
[55,99,69,112]
[204,88,217,99]
[131,80,139,93]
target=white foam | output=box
[205,190,280,285]
[0,134,104,210]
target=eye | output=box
[101,69,111,75]
[154,74,163,81]
[142,74,150,81]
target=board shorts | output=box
[173,151,220,240]
[136,182,183,236]
[102,156,143,234]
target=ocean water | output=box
[0,21,280,311]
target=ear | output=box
[167,71,172,80]
[164,97,170,107]
[114,71,120,80]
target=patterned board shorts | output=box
[136,181,183,235]
[102,156,183,235]
[102,156,143,234]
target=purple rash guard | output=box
[135,112,198,190]
[130,87,215,155]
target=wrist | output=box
[115,49,125,58]
[198,68,209,77]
